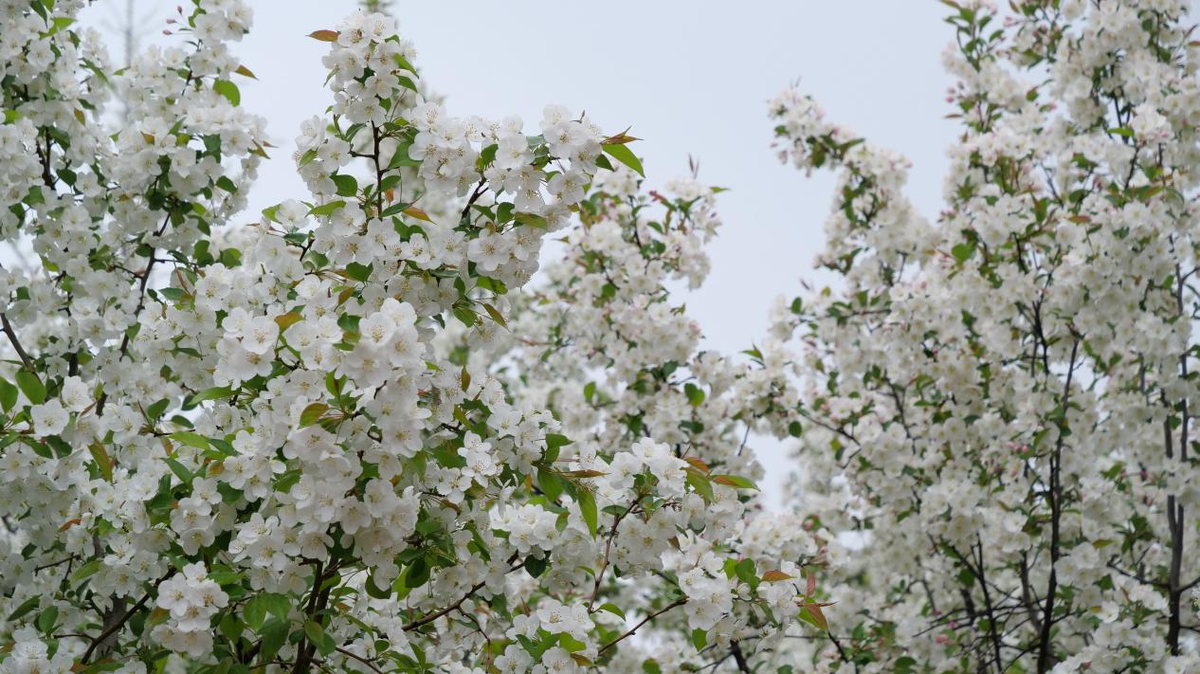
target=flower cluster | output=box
[474,166,832,670]
[0,2,822,672]
[151,564,230,657]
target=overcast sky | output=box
[82,1,981,507]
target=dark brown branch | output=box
[969,540,1004,672]
[729,640,751,673]
[828,631,854,667]
[1036,338,1079,673]
[1,313,33,371]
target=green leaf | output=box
[309,201,346,217]
[957,567,976,586]
[735,558,758,587]
[221,247,243,267]
[537,468,564,501]
[243,595,268,631]
[262,593,292,620]
[88,443,113,482]
[303,620,336,656]
[158,287,188,303]
[558,632,587,652]
[476,142,498,168]
[691,627,707,650]
[0,377,18,411]
[300,402,329,427]
[514,212,548,228]
[44,435,71,459]
[482,303,507,329]
[146,398,170,421]
[525,554,548,578]
[380,201,410,218]
[169,432,209,450]
[219,612,243,642]
[405,556,431,589]
[15,370,45,405]
[182,386,233,410]
[452,305,477,328]
[71,559,100,583]
[332,174,358,198]
[546,433,572,452]
[684,383,705,407]
[686,469,714,502]
[259,619,288,661]
[386,141,421,169]
[273,470,301,495]
[164,457,193,484]
[37,606,57,633]
[47,16,73,35]
[598,603,625,620]
[379,174,401,192]
[601,143,645,177]
[213,79,241,106]
[6,595,40,622]
[345,262,372,283]
[578,487,598,538]
[951,241,975,264]
[29,440,53,460]
[391,53,418,74]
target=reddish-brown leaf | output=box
[403,206,433,222]
[308,30,339,42]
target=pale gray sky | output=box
[82,1,980,507]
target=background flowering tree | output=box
[759,0,1200,671]
[0,1,823,673]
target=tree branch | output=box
[598,598,686,655]
[1,313,33,371]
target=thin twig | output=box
[598,598,686,655]
[334,647,383,674]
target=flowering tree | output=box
[759,0,1200,671]
[0,1,824,673]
